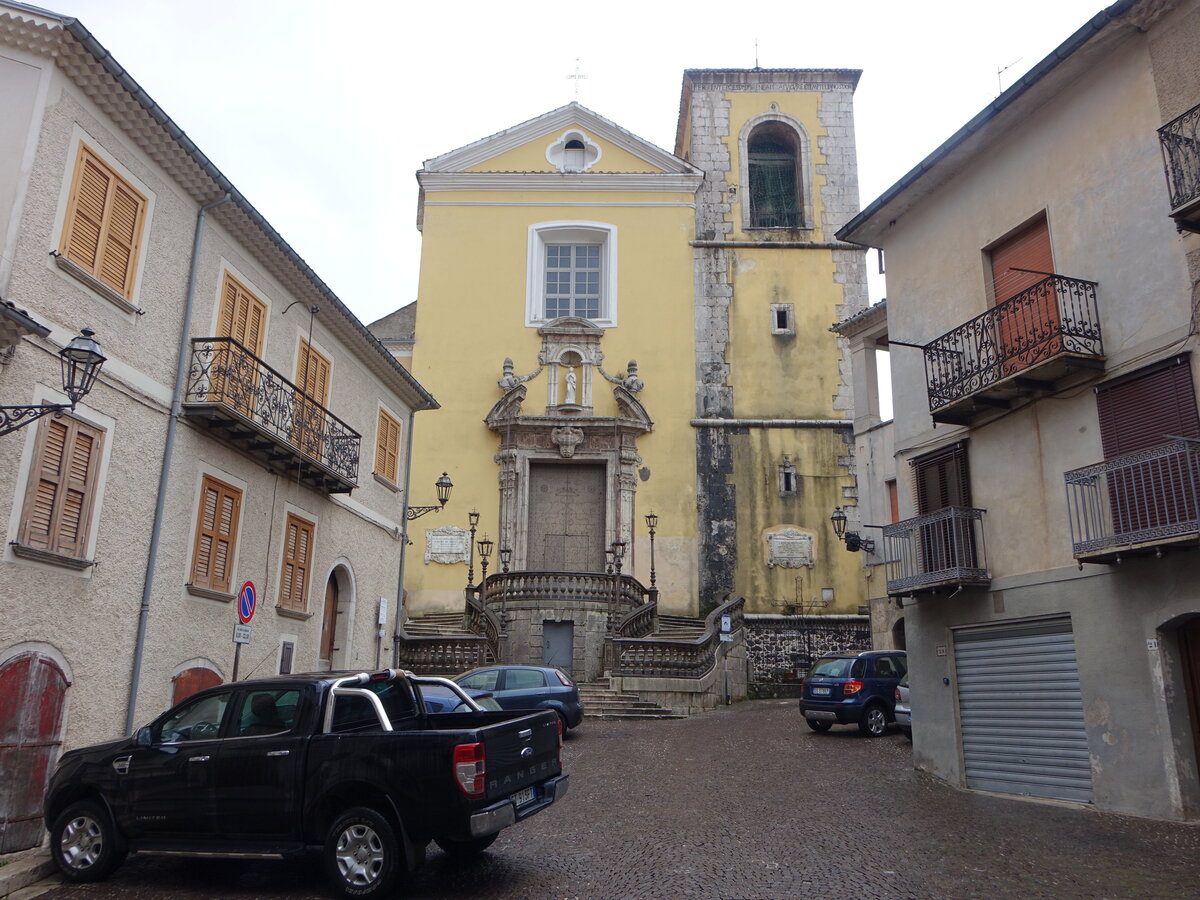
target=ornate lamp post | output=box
[499,547,512,573]
[406,472,453,520]
[605,547,617,633]
[477,535,494,585]
[644,512,658,588]
[610,540,626,632]
[466,509,480,587]
[1,328,106,436]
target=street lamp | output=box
[1,328,106,437]
[477,534,494,585]
[499,546,512,573]
[405,472,453,520]
[644,512,658,588]
[830,505,875,553]
[466,509,480,587]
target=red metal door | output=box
[172,666,223,705]
[991,218,1060,375]
[0,653,69,852]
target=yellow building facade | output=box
[398,70,868,656]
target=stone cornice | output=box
[418,172,703,194]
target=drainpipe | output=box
[392,406,421,664]
[125,193,231,735]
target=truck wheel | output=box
[325,807,401,898]
[858,702,889,737]
[50,800,127,883]
[435,833,498,858]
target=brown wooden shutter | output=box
[191,476,242,592]
[279,514,314,610]
[375,411,401,482]
[297,340,331,405]
[991,217,1054,304]
[19,416,103,557]
[1096,357,1200,457]
[216,274,267,355]
[912,441,971,514]
[60,146,146,299]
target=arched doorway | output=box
[0,652,69,852]
[1179,617,1200,776]
[891,617,907,651]
[320,571,340,669]
[172,665,222,704]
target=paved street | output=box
[24,699,1200,899]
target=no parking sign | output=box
[237,581,257,624]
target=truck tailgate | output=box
[427,708,561,801]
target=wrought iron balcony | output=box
[1064,440,1200,563]
[182,337,360,493]
[883,506,990,596]
[924,275,1104,425]
[1159,101,1200,232]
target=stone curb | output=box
[0,849,54,899]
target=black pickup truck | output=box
[43,669,568,897]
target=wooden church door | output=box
[527,463,606,572]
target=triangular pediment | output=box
[421,102,699,177]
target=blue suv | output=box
[798,650,907,737]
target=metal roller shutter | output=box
[953,618,1093,803]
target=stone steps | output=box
[579,678,685,719]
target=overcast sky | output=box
[50,0,1108,325]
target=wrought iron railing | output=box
[610,594,744,679]
[924,276,1102,413]
[1159,102,1200,213]
[1064,440,1200,558]
[184,337,360,484]
[883,507,988,594]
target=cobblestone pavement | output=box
[27,699,1200,899]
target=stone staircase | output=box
[403,612,468,637]
[579,677,685,720]
[655,613,707,641]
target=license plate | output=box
[812,687,830,696]
[511,786,537,807]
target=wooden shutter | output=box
[375,411,401,483]
[19,416,103,558]
[294,341,332,457]
[990,217,1054,304]
[296,340,331,404]
[60,145,147,299]
[912,441,971,514]
[216,274,267,355]
[279,514,315,610]
[191,476,242,592]
[1096,357,1200,457]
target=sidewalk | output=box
[0,844,53,900]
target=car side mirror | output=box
[136,726,153,747]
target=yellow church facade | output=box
[395,69,869,681]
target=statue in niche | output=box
[564,368,577,404]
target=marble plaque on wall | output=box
[425,526,469,565]
[766,529,814,569]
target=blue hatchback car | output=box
[798,650,907,737]
[454,665,584,730]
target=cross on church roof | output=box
[566,59,587,100]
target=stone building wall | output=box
[745,613,871,683]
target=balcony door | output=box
[527,462,606,572]
[215,273,267,413]
[294,340,331,459]
[913,442,973,574]
[1096,357,1200,535]
[990,217,1060,374]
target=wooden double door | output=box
[526,463,606,573]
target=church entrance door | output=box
[527,463,605,572]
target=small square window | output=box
[770,303,795,336]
